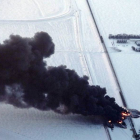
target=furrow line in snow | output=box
[70,10,93,84]
[32,0,45,17]
[0,9,72,23]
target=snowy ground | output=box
[89,0,140,134]
[0,0,137,139]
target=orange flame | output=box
[122,117,124,119]
[118,121,122,124]
[122,112,130,117]
[108,120,111,123]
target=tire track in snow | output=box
[32,0,45,17]
[0,11,74,23]
[0,0,73,23]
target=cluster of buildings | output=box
[109,34,140,39]
[109,34,140,52]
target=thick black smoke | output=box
[0,32,127,124]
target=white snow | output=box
[0,0,137,139]
[0,0,71,20]
[0,104,109,140]
[89,0,140,133]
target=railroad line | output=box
[86,0,138,139]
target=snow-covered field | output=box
[89,0,140,134]
[0,0,71,20]
[0,0,137,139]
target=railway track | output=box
[85,0,138,139]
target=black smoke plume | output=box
[0,32,127,125]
